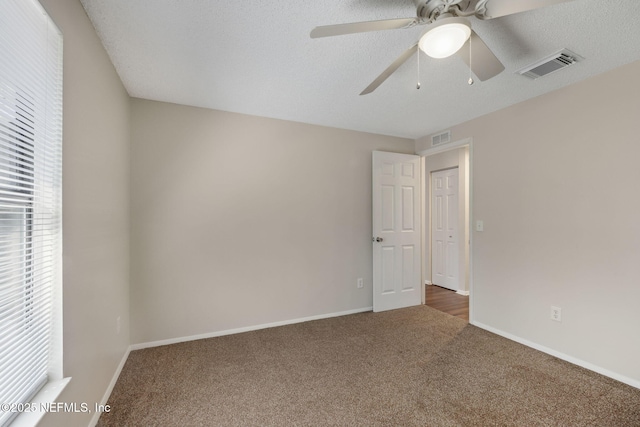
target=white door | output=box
[372,151,421,312]
[431,168,459,291]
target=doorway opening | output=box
[419,139,472,322]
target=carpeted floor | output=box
[98,306,640,426]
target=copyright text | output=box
[0,402,111,414]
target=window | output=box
[0,0,64,425]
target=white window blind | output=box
[0,0,63,425]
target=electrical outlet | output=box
[117,316,121,334]
[551,306,561,322]
[357,278,364,289]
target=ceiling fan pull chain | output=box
[468,33,474,85]
[416,48,421,89]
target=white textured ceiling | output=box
[80,0,640,139]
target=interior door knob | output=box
[373,237,384,242]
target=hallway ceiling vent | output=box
[431,130,451,147]
[517,49,583,79]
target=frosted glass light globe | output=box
[419,17,471,59]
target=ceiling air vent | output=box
[431,130,451,147]
[517,49,583,79]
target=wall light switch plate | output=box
[476,220,484,232]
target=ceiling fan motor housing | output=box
[413,0,472,19]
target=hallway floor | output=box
[425,285,469,322]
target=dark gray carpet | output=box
[98,306,640,426]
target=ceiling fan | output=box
[310,0,577,95]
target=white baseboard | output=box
[472,321,640,390]
[426,282,467,295]
[88,346,131,427]
[130,307,374,351]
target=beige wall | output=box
[417,60,640,384]
[39,0,130,425]
[130,99,413,344]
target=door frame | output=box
[418,138,474,323]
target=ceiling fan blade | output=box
[311,18,418,38]
[479,0,577,19]
[360,43,419,95]
[457,30,504,81]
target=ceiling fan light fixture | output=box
[419,17,471,59]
